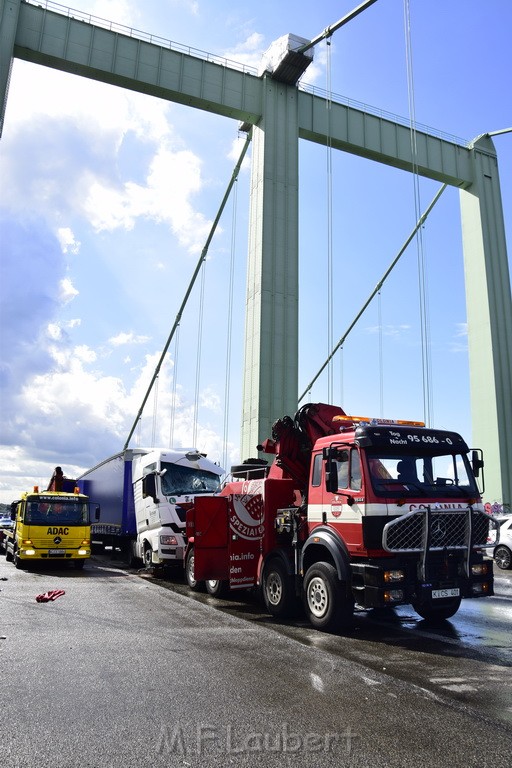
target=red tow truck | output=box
[185,403,498,631]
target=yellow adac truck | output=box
[5,483,100,569]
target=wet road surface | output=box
[150,564,512,729]
[1,555,511,768]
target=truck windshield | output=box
[160,463,221,497]
[366,450,478,498]
[24,499,90,525]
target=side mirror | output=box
[471,449,484,478]
[95,505,101,521]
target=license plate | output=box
[48,549,65,556]
[432,588,460,599]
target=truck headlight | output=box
[384,589,404,603]
[160,535,178,546]
[471,563,490,576]
[384,569,405,583]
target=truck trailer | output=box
[77,448,224,568]
[186,403,499,631]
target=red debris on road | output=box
[36,589,66,603]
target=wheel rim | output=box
[266,571,283,607]
[144,548,152,567]
[495,547,511,569]
[307,576,329,618]
[187,553,196,586]
[206,580,219,590]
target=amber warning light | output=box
[333,415,425,428]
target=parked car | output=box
[489,516,512,570]
[0,514,14,553]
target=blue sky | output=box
[0,0,510,503]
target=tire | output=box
[13,546,26,570]
[494,545,512,570]
[262,558,299,618]
[303,562,354,632]
[205,579,229,598]
[185,547,205,592]
[412,596,462,622]
[143,544,153,569]
[5,543,13,562]
[74,559,85,570]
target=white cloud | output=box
[228,135,252,169]
[82,144,212,250]
[199,389,221,412]
[365,324,411,337]
[449,323,468,353]
[223,32,265,70]
[59,278,79,304]
[109,332,151,346]
[300,41,328,86]
[57,227,81,254]
[47,324,62,341]
[75,345,98,363]
[3,61,211,251]
[86,0,135,26]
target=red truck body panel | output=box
[191,479,299,588]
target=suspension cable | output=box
[123,131,252,451]
[169,326,180,446]
[378,290,384,416]
[192,266,206,448]
[222,177,238,473]
[151,375,159,446]
[298,184,447,403]
[404,0,433,426]
[326,38,334,402]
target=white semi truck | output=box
[77,448,223,568]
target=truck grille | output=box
[383,507,492,553]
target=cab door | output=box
[321,447,364,549]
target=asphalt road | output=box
[1,555,511,768]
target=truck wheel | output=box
[205,579,229,598]
[303,562,354,632]
[412,596,462,622]
[494,545,512,570]
[5,544,13,562]
[13,546,26,570]
[185,548,205,592]
[262,558,299,618]
[143,545,153,569]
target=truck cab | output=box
[132,449,224,568]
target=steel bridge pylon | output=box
[1,0,510,508]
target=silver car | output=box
[490,516,512,570]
